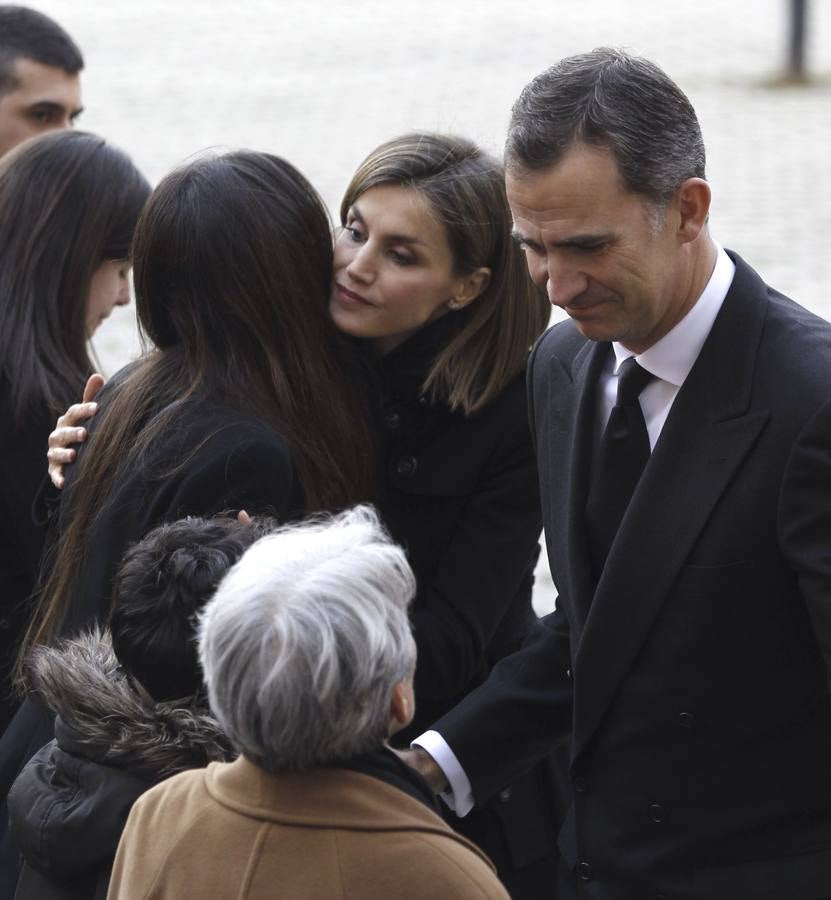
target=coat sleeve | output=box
[433,610,573,805]
[408,396,543,702]
[778,397,831,685]
[428,334,577,805]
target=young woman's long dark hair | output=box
[0,130,150,428]
[23,151,374,658]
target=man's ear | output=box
[675,177,711,244]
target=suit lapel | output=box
[561,342,608,634]
[539,337,608,637]
[571,253,772,762]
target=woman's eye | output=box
[344,225,364,242]
[389,250,414,266]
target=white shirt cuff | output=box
[412,729,475,817]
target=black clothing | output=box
[0,381,302,900]
[374,317,542,741]
[59,387,303,636]
[339,747,441,814]
[0,389,53,734]
[8,628,231,900]
[437,253,831,899]
[372,317,559,898]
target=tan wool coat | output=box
[107,755,510,900]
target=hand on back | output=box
[47,373,104,489]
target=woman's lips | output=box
[335,283,372,306]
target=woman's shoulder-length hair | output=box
[340,132,550,415]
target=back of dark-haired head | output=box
[110,516,273,703]
[133,152,334,362]
[22,151,374,658]
[0,6,83,95]
[0,130,150,427]
[128,151,374,510]
[340,133,548,414]
[506,48,706,205]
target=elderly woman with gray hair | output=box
[107,506,508,900]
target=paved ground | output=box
[33,0,831,613]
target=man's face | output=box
[508,143,692,354]
[0,57,82,158]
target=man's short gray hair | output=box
[198,505,416,772]
[506,47,706,206]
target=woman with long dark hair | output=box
[0,130,149,732]
[25,149,374,661]
[0,151,374,900]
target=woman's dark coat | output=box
[0,382,302,900]
[8,628,232,900]
[372,316,560,898]
[0,386,53,734]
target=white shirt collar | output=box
[611,244,735,387]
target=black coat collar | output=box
[336,746,441,814]
[378,312,469,403]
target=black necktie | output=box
[586,357,655,576]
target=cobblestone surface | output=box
[34,0,831,613]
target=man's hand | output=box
[393,747,449,794]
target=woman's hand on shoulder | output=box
[47,374,105,489]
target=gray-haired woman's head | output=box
[198,505,416,772]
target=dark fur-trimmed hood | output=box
[27,626,233,781]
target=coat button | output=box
[573,776,588,793]
[0,617,9,631]
[576,861,593,881]
[384,412,401,430]
[396,456,418,477]
[678,711,695,729]
[650,803,666,823]
[565,667,572,679]
[497,787,513,802]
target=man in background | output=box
[0,6,83,157]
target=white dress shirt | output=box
[414,244,736,816]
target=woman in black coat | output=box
[330,135,557,896]
[0,131,149,734]
[48,134,558,897]
[0,151,373,900]
[8,516,260,900]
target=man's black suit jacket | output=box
[435,252,831,900]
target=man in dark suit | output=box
[407,48,831,899]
